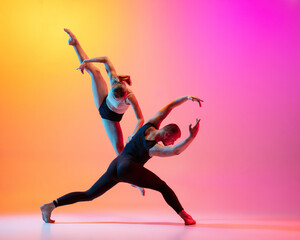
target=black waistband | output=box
[99,96,124,122]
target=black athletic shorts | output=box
[99,96,124,122]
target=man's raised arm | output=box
[147,96,203,128]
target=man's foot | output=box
[131,184,145,196]
[179,210,196,225]
[40,202,56,223]
[64,28,77,45]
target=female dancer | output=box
[64,29,145,195]
[41,95,203,225]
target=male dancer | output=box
[41,95,203,225]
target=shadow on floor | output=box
[53,221,300,231]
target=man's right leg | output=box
[118,161,183,212]
[117,162,195,224]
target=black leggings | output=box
[55,154,184,213]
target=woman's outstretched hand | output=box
[76,61,87,74]
[187,96,204,107]
[189,118,200,138]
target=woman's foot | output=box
[64,28,77,45]
[40,202,56,223]
[131,184,145,196]
[179,210,196,225]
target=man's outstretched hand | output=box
[189,118,200,138]
[187,96,204,107]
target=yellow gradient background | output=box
[1,0,299,218]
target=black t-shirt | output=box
[122,122,157,165]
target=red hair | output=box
[118,75,132,86]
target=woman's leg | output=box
[40,170,118,223]
[64,29,108,109]
[102,119,124,155]
[101,119,145,196]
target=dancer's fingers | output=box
[189,124,192,131]
[195,98,204,107]
[198,100,201,107]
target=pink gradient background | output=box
[0,0,299,218]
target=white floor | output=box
[0,212,299,240]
